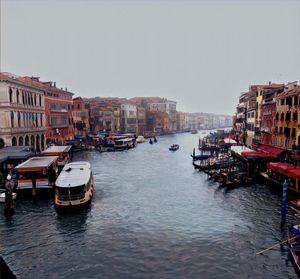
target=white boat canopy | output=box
[56,162,91,188]
[230,146,252,156]
[15,156,59,171]
[41,145,72,154]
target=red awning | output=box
[257,145,284,156]
[241,151,277,159]
[267,162,295,176]
[287,168,300,180]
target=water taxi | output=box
[54,162,94,212]
[41,145,72,171]
[14,156,59,192]
[114,137,136,150]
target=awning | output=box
[257,145,284,156]
[241,151,277,159]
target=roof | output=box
[267,162,299,177]
[257,145,284,156]
[41,145,71,154]
[56,162,91,187]
[15,156,58,171]
[241,151,277,159]
[231,146,252,155]
[0,146,33,163]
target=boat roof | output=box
[41,145,72,154]
[15,156,58,171]
[0,146,33,163]
[257,144,284,156]
[231,146,252,155]
[241,151,277,159]
[115,138,133,142]
[56,161,91,187]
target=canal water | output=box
[0,132,298,278]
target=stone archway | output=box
[12,137,17,146]
[36,134,40,152]
[31,135,35,150]
[18,136,24,146]
[41,134,45,150]
[25,135,29,146]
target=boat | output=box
[136,136,145,144]
[169,144,179,151]
[260,162,300,193]
[153,136,157,143]
[149,139,153,144]
[114,137,136,150]
[288,224,300,272]
[190,154,210,161]
[0,191,17,203]
[14,156,59,192]
[54,161,94,212]
[191,130,198,134]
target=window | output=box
[275,112,279,121]
[40,113,43,127]
[34,95,37,106]
[16,90,20,103]
[17,112,21,128]
[10,111,14,128]
[279,127,282,134]
[280,99,285,106]
[286,111,291,122]
[22,92,25,104]
[292,128,296,139]
[293,111,298,121]
[36,113,38,127]
[294,96,298,106]
[9,88,13,103]
[280,112,284,121]
[39,95,42,106]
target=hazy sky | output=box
[1,0,300,114]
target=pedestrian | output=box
[4,174,15,216]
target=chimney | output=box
[269,81,271,85]
[54,82,56,88]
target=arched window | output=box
[39,95,42,106]
[25,135,29,146]
[22,92,25,104]
[18,111,21,128]
[16,89,20,103]
[18,136,23,146]
[34,94,37,106]
[23,112,26,127]
[9,88,13,103]
[12,137,17,146]
[10,111,14,128]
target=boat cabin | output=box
[41,145,72,170]
[114,138,136,150]
[54,161,94,210]
[14,156,59,190]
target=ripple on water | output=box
[0,133,299,278]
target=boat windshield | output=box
[56,185,85,201]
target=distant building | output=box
[72,97,90,138]
[120,103,137,133]
[0,72,46,151]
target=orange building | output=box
[275,84,300,150]
[146,111,169,134]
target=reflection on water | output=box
[0,132,298,278]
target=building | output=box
[42,80,74,144]
[245,88,257,147]
[147,99,177,132]
[275,82,299,150]
[176,112,189,132]
[72,97,90,138]
[120,103,137,133]
[0,72,46,151]
[260,84,284,146]
[137,107,146,135]
[146,111,169,134]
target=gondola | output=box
[190,154,210,161]
[288,224,300,272]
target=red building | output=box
[41,81,74,144]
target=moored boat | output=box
[191,129,198,134]
[190,154,210,161]
[288,224,300,272]
[169,144,179,151]
[114,137,136,150]
[136,136,145,144]
[54,162,94,212]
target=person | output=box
[4,174,15,216]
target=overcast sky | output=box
[1,0,300,114]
